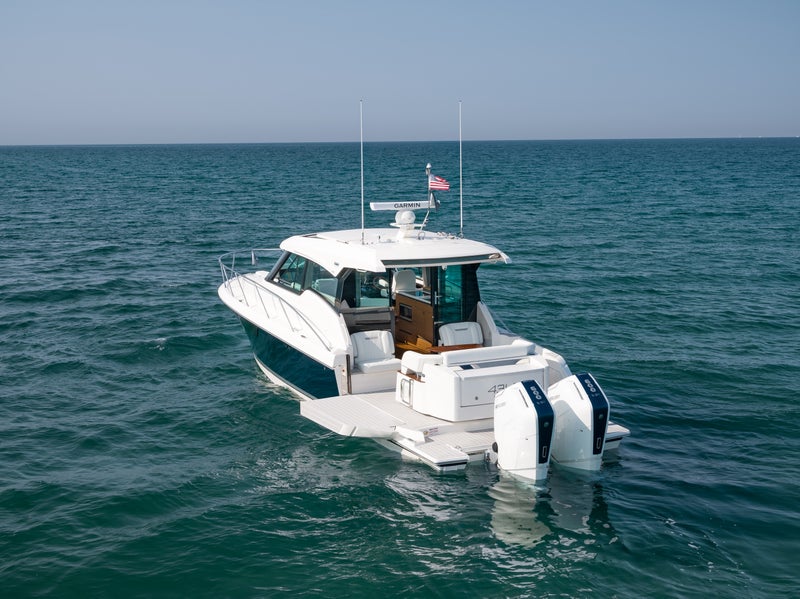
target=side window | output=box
[275,253,307,292]
[339,270,390,308]
[359,272,390,305]
[309,263,338,304]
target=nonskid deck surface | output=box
[300,391,629,472]
[300,392,494,470]
[300,392,484,439]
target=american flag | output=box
[428,175,450,191]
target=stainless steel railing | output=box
[218,249,335,351]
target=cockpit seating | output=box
[392,269,417,295]
[351,330,401,373]
[350,330,402,394]
[438,321,484,347]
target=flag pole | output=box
[360,99,365,245]
[459,100,463,237]
[426,162,432,205]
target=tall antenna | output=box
[459,100,463,237]
[360,99,365,244]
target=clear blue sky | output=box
[2,0,798,144]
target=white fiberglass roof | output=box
[280,228,511,276]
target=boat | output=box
[218,163,629,481]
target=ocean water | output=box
[1,139,799,597]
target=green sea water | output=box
[1,139,799,597]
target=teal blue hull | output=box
[240,318,339,399]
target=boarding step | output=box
[428,429,495,457]
[604,422,631,450]
[389,429,495,471]
[393,435,471,471]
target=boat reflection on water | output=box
[489,476,552,546]
[489,468,617,548]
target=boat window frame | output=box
[308,261,339,305]
[339,269,391,309]
[273,252,308,292]
[271,251,340,304]
[434,263,482,329]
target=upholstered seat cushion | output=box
[438,322,484,346]
[351,330,401,373]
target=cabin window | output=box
[273,252,338,303]
[309,262,338,304]
[339,270,390,308]
[275,253,307,292]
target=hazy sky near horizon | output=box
[2,1,798,145]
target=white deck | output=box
[300,392,488,436]
[300,391,494,471]
[300,391,630,472]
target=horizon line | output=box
[2,135,799,149]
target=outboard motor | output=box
[492,380,555,481]
[548,373,609,471]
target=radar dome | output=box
[395,210,416,225]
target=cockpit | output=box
[268,250,482,348]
